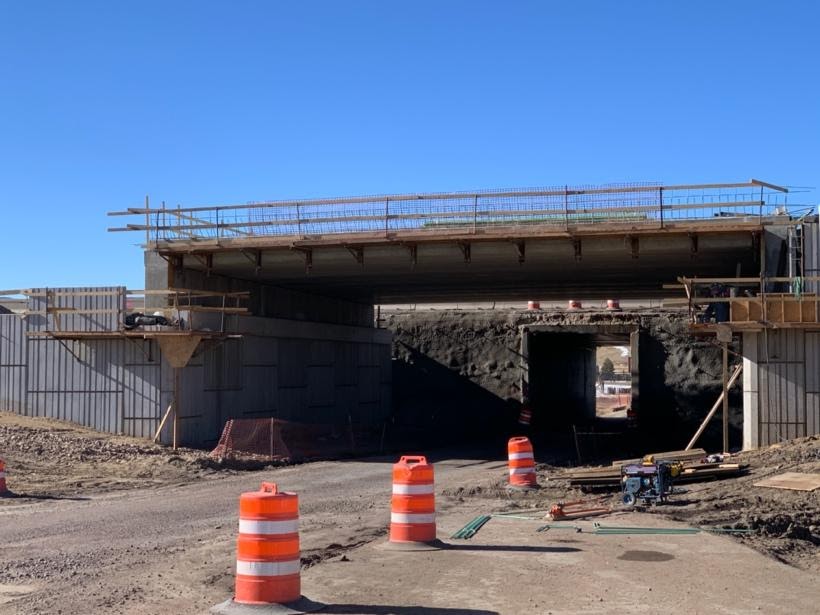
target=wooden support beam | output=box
[153,402,174,443]
[573,239,582,262]
[689,233,698,258]
[722,342,729,453]
[627,235,639,259]
[685,363,743,450]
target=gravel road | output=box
[0,451,508,614]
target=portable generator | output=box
[620,456,683,506]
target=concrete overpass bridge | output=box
[3,179,814,452]
[110,179,793,303]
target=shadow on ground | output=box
[319,606,498,615]
[0,491,90,501]
[443,543,581,554]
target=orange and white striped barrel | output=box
[527,301,540,310]
[567,300,582,310]
[0,459,7,495]
[390,455,435,543]
[606,299,621,311]
[234,482,300,605]
[508,437,538,488]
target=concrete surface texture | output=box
[2,445,818,615]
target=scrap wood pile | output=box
[561,448,748,488]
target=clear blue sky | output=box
[1,1,817,290]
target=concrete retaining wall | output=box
[0,287,391,448]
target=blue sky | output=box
[1,1,817,290]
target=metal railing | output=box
[108,179,791,245]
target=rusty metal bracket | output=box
[627,235,639,259]
[752,231,761,263]
[573,239,582,262]
[291,246,313,273]
[240,249,263,275]
[191,253,213,276]
[345,245,364,265]
[513,240,525,264]
[458,241,471,264]
[406,243,418,268]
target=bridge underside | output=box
[162,228,761,303]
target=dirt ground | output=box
[1,413,818,614]
[0,412,225,496]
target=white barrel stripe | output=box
[508,452,534,460]
[392,483,434,495]
[236,559,300,577]
[0,472,6,478]
[239,519,299,535]
[509,467,536,475]
[390,512,436,524]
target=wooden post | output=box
[153,402,174,443]
[722,342,729,453]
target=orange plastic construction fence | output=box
[0,459,7,495]
[389,455,436,543]
[234,482,301,605]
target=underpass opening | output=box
[595,344,632,419]
[523,325,637,459]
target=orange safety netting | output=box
[210,418,381,462]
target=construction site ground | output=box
[1,412,818,615]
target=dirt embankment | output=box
[386,308,742,449]
[0,412,224,497]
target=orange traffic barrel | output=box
[606,299,621,311]
[508,437,538,488]
[0,459,7,496]
[527,301,540,310]
[235,482,301,605]
[390,455,436,543]
[567,300,582,310]
[518,404,532,426]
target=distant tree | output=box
[600,357,615,381]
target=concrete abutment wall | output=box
[386,310,747,451]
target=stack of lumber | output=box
[561,448,747,488]
[610,448,707,467]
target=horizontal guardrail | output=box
[108,179,791,245]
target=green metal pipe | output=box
[451,515,491,539]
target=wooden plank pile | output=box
[561,448,748,488]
